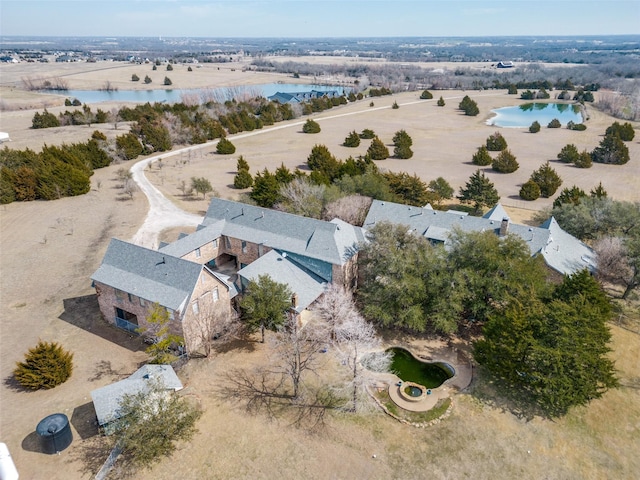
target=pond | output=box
[387,347,455,389]
[487,102,583,128]
[41,83,347,104]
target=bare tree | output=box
[268,316,328,399]
[190,302,240,358]
[323,194,372,226]
[314,284,390,412]
[276,177,325,219]
[594,236,639,299]
[123,177,138,200]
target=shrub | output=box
[536,88,550,99]
[547,118,562,128]
[420,90,433,99]
[519,180,541,200]
[605,121,635,141]
[343,130,360,147]
[92,130,107,141]
[567,121,587,131]
[216,137,236,154]
[557,144,579,163]
[302,119,321,133]
[392,129,413,147]
[508,84,518,94]
[116,132,144,160]
[486,131,507,151]
[520,90,535,100]
[166,63,173,71]
[359,129,375,139]
[31,109,60,129]
[529,121,541,133]
[367,137,389,160]
[472,145,493,166]
[574,150,593,168]
[437,96,445,107]
[392,101,399,109]
[144,75,152,84]
[14,341,73,390]
[132,73,140,82]
[188,66,193,72]
[394,143,413,159]
[164,76,172,86]
[492,149,519,173]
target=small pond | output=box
[487,102,583,128]
[41,83,346,104]
[387,347,454,389]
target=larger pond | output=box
[487,102,583,128]
[42,83,346,104]
[387,347,455,389]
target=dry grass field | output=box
[0,60,639,479]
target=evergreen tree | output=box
[507,84,518,94]
[520,180,541,200]
[216,137,236,154]
[472,145,493,166]
[486,131,507,151]
[144,75,152,84]
[239,274,292,343]
[529,121,541,133]
[492,149,519,173]
[14,341,73,390]
[359,129,376,139]
[343,130,361,147]
[574,150,593,169]
[605,121,635,141]
[458,95,479,116]
[428,177,454,204]
[383,171,429,206]
[392,129,413,147]
[31,109,60,129]
[530,161,562,197]
[590,182,608,198]
[547,118,562,128]
[420,90,433,99]
[250,168,280,207]
[307,144,340,181]
[302,119,321,133]
[233,169,253,189]
[457,169,500,214]
[393,143,413,159]
[366,137,389,160]
[116,133,144,160]
[591,134,630,164]
[437,96,446,107]
[557,144,579,163]
[553,185,587,208]
[163,76,172,86]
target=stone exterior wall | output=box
[181,270,232,353]
[332,253,359,290]
[220,235,273,268]
[180,239,221,265]
[94,281,185,338]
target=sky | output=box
[1,0,639,38]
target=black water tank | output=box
[36,413,73,454]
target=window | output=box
[139,297,146,307]
[127,293,134,303]
[212,287,219,302]
[212,239,218,248]
[115,289,126,302]
[191,301,199,315]
[241,241,247,253]
[195,247,201,258]
[166,308,174,320]
[225,236,231,249]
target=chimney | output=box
[291,293,299,308]
[500,217,509,236]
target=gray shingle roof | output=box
[198,198,364,266]
[237,250,326,312]
[364,200,596,275]
[90,365,183,428]
[91,238,204,312]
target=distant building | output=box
[268,90,340,104]
[0,132,10,143]
[497,61,514,68]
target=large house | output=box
[267,90,340,104]
[363,200,596,276]
[91,198,364,353]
